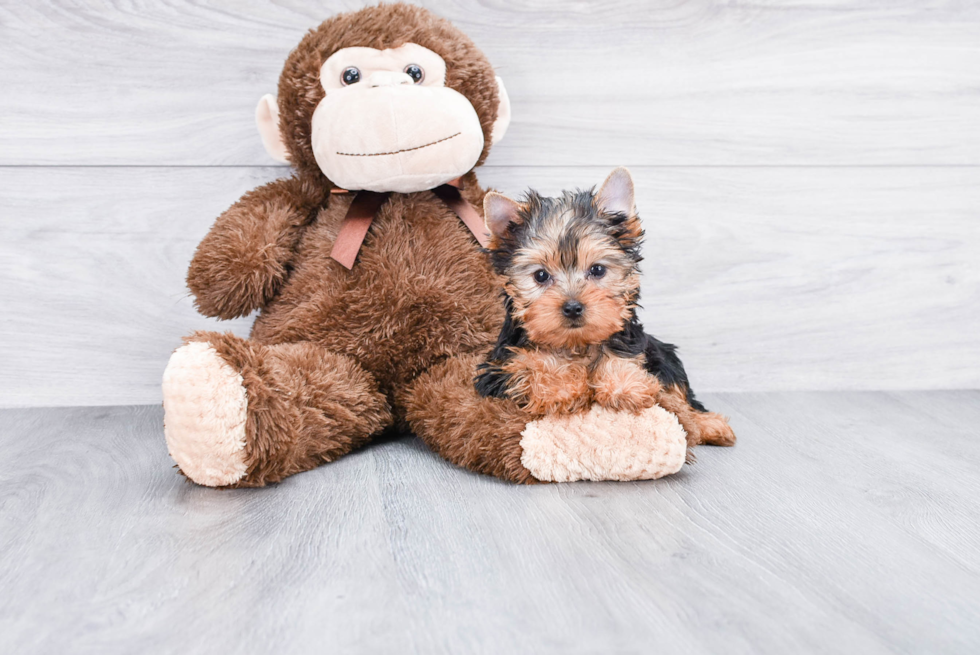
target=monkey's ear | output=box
[255,94,289,163]
[490,77,511,146]
[595,167,636,216]
[484,191,522,239]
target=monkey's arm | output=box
[187,174,329,319]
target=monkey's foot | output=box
[519,404,687,482]
[162,341,248,487]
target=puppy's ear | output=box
[595,167,636,217]
[484,192,523,239]
[596,167,642,247]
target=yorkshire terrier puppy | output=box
[475,168,735,448]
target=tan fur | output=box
[589,353,662,414]
[690,409,738,447]
[499,345,667,418]
[500,349,592,415]
[497,347,735,453]
[515,283,630,349]
[656,385,736,449]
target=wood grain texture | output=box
[1,165,976,407]
[1,0,978,166]
[2,394,979,654]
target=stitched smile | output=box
[336,132,462,157]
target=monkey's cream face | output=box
[308,44,492,193]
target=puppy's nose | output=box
[562,300,584,319]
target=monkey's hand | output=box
[590,355,662,415]
[187,174,329,319]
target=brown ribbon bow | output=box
[329,179,490,270]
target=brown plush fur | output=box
[180,4,539,486]
[399,354,538,484]
[188,173,330,319]
[183,331,392,486]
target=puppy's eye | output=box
[341,67,361,85]
[533,269,551,284]
[589,264,607,278]
[404,64,424,84]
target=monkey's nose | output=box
[562,300,584,319]
[366,71,414,88]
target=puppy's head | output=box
[484,168,643,348]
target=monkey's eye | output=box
[533,269,551,285]
[404,64,424,84]
[589,264,607,278]
[341,67,361,85]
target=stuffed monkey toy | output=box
[162,3,695,487]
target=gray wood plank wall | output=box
[1,0,978,407]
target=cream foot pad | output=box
[162,342,248,487]
[520,404,687,482]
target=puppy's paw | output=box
[593,386,658,414]
[517,365,592,415]
[694,411,737,446]
[590,356,662,415]
[521,385,592,416]
[503,350,591,416]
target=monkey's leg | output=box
[657,385,736,448]
[400,353,538,483]
[400,353,687,483]
[162,331,392,487]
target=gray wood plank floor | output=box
[2,392,979,654]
